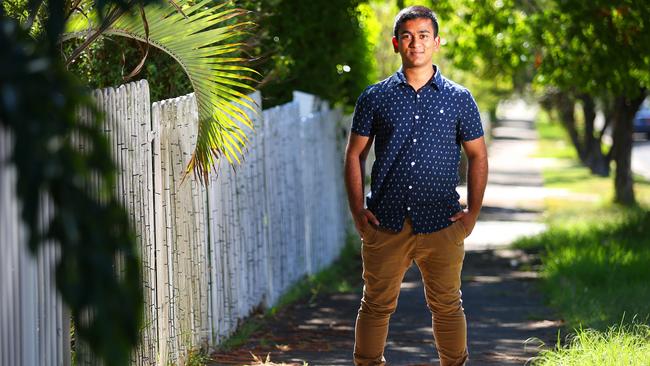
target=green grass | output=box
[514,110,650,363]
[541,159,650,210]
[533,113,578,160]
[533,111,616,161]
[531,322,650,366]
[514,207,650,329]
[184,348,211,366]
[216,316,266,352]
[534,109,650,211]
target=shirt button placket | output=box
[405,89,420,221]
[407,152,415,213]
[406,97,422,216]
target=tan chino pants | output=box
[353,215,469,366]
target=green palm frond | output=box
[62,0,260,183]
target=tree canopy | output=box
[442,0,650,204]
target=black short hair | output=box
[393,5,439,39]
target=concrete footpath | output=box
[210,100,565,366]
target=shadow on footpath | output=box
[210,246,563,366]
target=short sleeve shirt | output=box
[350,64,484,234]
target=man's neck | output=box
[402,63,435,89]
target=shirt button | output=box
[416,94,420,98]
[408,185,413,189]
[411,161,415,166]
[414,115,419,119]
[413,138,417,142]
[407,206,411,211]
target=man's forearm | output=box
[344,154,366,214]
[466,154,488,216]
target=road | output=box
[633,138,650,180]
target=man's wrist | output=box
[466,207,481,218]
[351,204,366,216]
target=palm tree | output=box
[62,0,260,183]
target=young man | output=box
[343,6,488,366]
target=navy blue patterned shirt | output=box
[350,64,484,234]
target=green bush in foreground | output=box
[532,322,650,366]
[514,207,650,330]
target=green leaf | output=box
[62,0,260,183]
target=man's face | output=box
[392,17,440,68]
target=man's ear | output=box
[433,35,441,52]
[391,36,399,53]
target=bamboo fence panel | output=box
[98,81,158,366]
[73,80,157,366]
[152,92,212,365]
[205,91,268,343]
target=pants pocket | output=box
[456,221,467,239]
[361,223,379,244]
[452,221,466,246]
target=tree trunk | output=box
[611,91,646,205]
[555,92,585,162]
[602,97,616,162]
[580,94,609,176]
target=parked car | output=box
[634,97,650,139]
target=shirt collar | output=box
[388,64,442,90]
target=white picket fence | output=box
[0,80,350,365]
